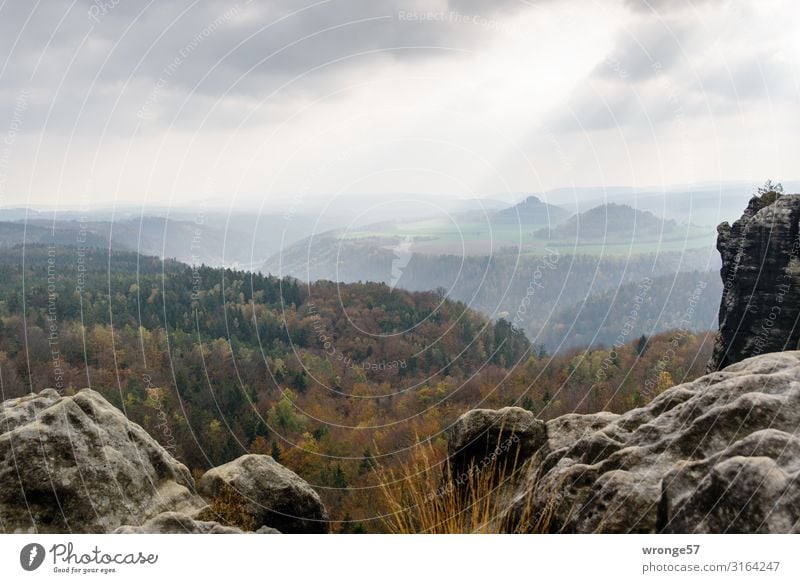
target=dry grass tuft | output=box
[377,434,551,534]
[198,482,256,531]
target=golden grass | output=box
[377,434,554,534]
[198,482,256,531]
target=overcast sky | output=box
[0,0,798,211]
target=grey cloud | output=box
[1,0,524,133]
[3,0,513,88]
[696,51,800,104]
[550,13,700,134]
[446,0,535,15]
[546,83,642,132]
[552,1,799,134]
[591,17,697,82]
[554,46,797,135]
[623,0,728,14]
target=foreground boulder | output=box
[448,407,546,477]
[198,454,329,533]
[1,388,329,534]
[0,389,205,533]
[709,193,800,370]
[455,352,800,533]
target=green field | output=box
[346,217,717,256]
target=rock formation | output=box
[113,512,282,534]
[451,351,800,533]
[113,512,246,534]
[0,388,327,534]
[447,407,546,477]
[0,389,205,533]
[198,454,329,534]
[708,193,800,371]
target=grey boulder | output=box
[448,407,546,477]
[198,454,329,533]
[0,389,205,533]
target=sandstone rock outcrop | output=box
[114,512,244,534]
[453,352,800,533]
[0,389,205,533]
[114,513,282,534]
[447,407,546,477]
[708,193,800,371]
[198,454,330,534]
[0,388,327,534]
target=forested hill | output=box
[0,245,526,454]
[0,244,530,395]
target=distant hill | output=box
[0,221,114,248]
[534,203,679,242]
[0,218,231,264]
[0,214,321,269]
[552,181,800,225]
[492,195,570,226]
[264,232,402,283]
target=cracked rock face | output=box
[708,194,800,371]
[0,389,205,533]
[454,352,800,533]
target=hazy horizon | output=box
[1,0,798,210]
[3,178,797,215]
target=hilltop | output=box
[491,195,570,226]
[534,203,684,243]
